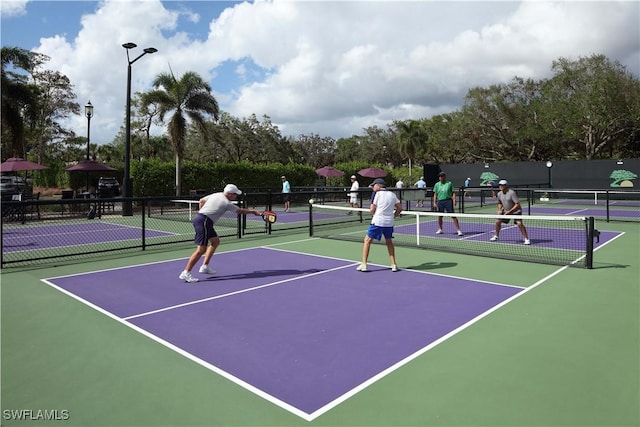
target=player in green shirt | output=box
[432,172,463,236]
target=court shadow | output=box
[200,268,325,281]
[406,262,458,270]
[591,263,629,269]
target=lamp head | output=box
[546,161,553,168]
[143,47,158,54]
[85,101,94,118]
[122,42,137,49]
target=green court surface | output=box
[1,219,638,426]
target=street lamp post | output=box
[85,101,94,192]
[546,161,553,188]
[122,42,157,215]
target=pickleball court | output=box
[44,246,525,420]
[2,221,175,253]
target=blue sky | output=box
[1,0,639,146]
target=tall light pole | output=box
[85,101,94,192]
[122,42,157,215]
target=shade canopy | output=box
[358,167,388,178]
[315,166,345,178]
[0,157,49,172]
[65,160,117,172]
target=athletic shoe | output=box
[179,271,199,283]
[490,235,499,241]
[198,265,217,275]
[391,264,399,272]
[457,230,464,236]
[436,229,443,234]
[356,263,368,272]
[524,239,531,245]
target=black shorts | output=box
[193,213,218,245]
[437,199,454,213]
[500,211,523,224]
[283,194,291,202]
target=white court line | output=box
[40,238,618,421]
[262,245,523,290]
[123,262,357,320]
[307,264,569,420]
[40,277,313,421]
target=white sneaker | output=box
[198,265,217,275]
[524,239,531,245]
[490,235,498,241]
[391,264,399,272]
[436,229,443,234]
[457,230,464,236]
[356,263,368,272]
[179,271,199,283]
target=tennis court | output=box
[1,213,638,426]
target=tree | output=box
[1,47,46,158]
[395,119,428,180]
[141,71,219,195]
[28,69,80,163]
[543,54,640,159]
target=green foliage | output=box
[131,160,318,195]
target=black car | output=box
[0,175,30,201]
[97,177,120,197]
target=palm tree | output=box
[395,119,428,181]
[141,71,219,195]
[1,47,43,158]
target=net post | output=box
[141,198,146,250]
[586,216,595,269]
[309,203,314,237]
[606,190,610,222]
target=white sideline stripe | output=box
[41,243,601,421]
[307,264,570,420]
[123,262,357,320]
[40,278,313,421]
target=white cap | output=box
[351,175,356,179]
[223,184,242,195]
[498,179,508,185]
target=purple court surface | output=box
[45,247,524,418]
[2,222,174,252]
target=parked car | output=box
[0,176,30,201]
[97,176,120,197]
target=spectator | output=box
[414,176,427,207]
[281,175,291,212]
[348,175,360,214]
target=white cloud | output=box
[0,0,28,17]
[16,0,640,145]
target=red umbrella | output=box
[0,157,49,172]
[65,160,117,172]
[315,166,345,177]
[358,167,387,178]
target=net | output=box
[309,204,595,268]
[529,189,640,223]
